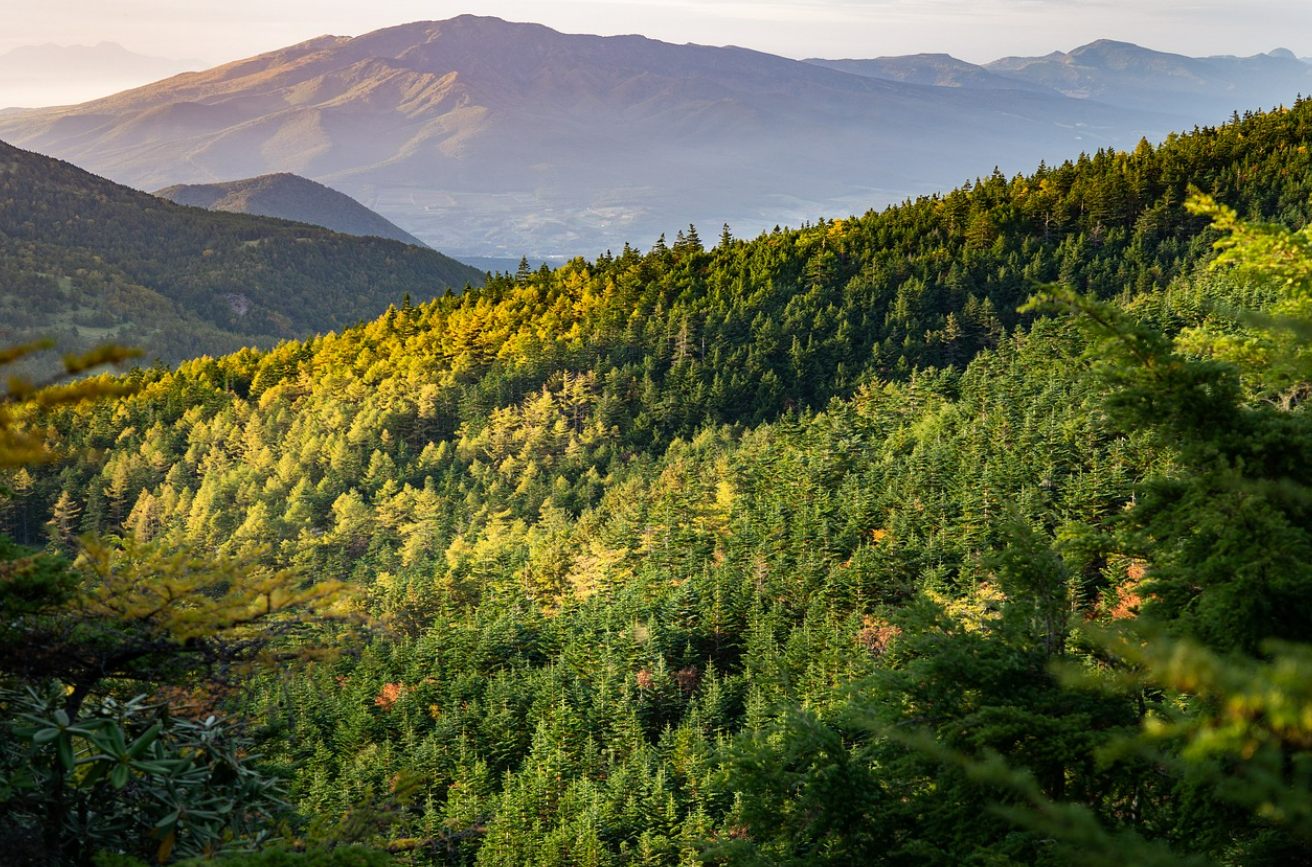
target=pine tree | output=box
[45,490,81,552]
[684,224,703,251]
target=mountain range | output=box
[155,173,427,247]
[805,54,1057,92]
[980,40,1309,115]
[1,18,1308,260]
[0,16,1190,261]
[806,41,1312,117]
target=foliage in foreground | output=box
[2,686,285,864]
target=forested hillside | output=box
[0,140,481,372]
[6,103,1312,866]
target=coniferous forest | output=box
[6,102,1312,866]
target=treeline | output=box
[7,102,1312,865]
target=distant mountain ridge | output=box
[0,15,1182,260]
[804,55,1058,93]
[0,42,202,108]
[0,138,481,372]
[983,40,1312,113]
[812,40,1312,118]
[155,173,428,247]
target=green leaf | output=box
[109,762,129,789]
[82,759,111,786]
[56,734,74,771]
[132,761,176,775]
[32,727,60,745]
[127,722,162,758]
[87,729,118,755]
[53,709,69,727]
[107,724,127,756]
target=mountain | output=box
[804,54,1057,93]
[155,173,428,247]
[984,40,1312,115]
[0,42,202,109]
[0,16,1180,260]
[0,138,482,372]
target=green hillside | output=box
[7,104,1312,866]
[0,140,482,372]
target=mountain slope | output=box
[0,16,1179,260]
[155,173,428,247]
[0,139,482,371]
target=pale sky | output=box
[7,0,1312,67]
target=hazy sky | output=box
[7,0,1312,66]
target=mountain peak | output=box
[1074,38,1146,51]
[1064,39,1190,66]
[155,172,428,247]
[0,42,205,109]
